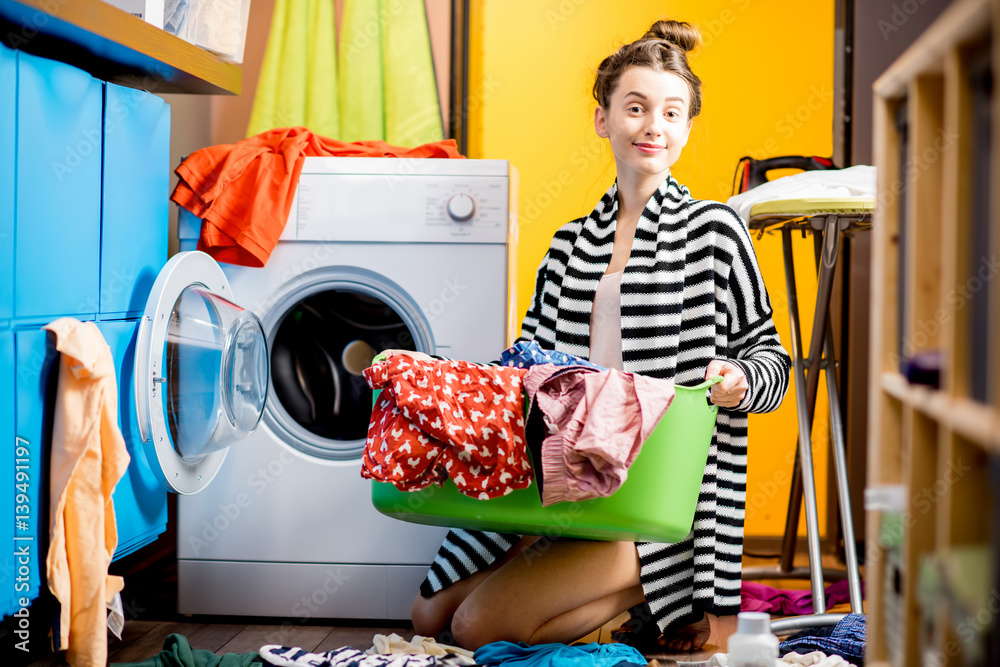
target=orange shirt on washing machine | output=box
[170,127,465,268]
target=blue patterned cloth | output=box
[500,340,604,371]
[779,613,866,665]
[474,642,646,667]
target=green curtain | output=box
[338,0,444,146]
[337,0,383,141]
[246,0,340,138]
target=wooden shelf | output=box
[0,0,241,94]
[868,0,1000,664]
[879,372,999,452]
[873,0,991,98]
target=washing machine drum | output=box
[269,290,417,445]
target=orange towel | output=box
[43,318,131,667]
[171,127,465,267]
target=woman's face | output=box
[595,66,693,186]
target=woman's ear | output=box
[594,106,609,138]
[679,116,694,147]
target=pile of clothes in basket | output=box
[361,342,677,506]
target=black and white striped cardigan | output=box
[420,175,791,635]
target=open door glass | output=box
[135,251,268,494]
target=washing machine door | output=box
[134,251,268,494]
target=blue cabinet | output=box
[0,44,14,324]
[97,320,168,558]
[101,85,169,318]
[12,328,58,607]
[15,52,102,321]
[1,48,178,620]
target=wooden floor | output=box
[24,614,742,666]
[25,552,858,666]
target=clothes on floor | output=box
[474,642,646,667]
[741,579,861,615]
[499,339,604,371]
[44,318,132,667]
[778,614,866,666]
[524,363,675,506]
[362,356,531,499]
[262,646,474,667]
[111,633,262,667]
[676,650,858,666]
[367,634,475,664]
[170,127,464,267]
[777,654,858,667]
[420,175,792,636]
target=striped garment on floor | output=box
[260,645,479,667]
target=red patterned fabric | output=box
[362,356,531,499]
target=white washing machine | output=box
[175,157,518,619]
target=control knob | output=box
[446,193,476,222]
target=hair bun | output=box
[643,19,701,53]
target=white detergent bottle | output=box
[727,611,779,666]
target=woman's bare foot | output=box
[655,613,713,652]
[612,610,714,653]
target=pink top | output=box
[523,364,676,506]
[589,270,624,370]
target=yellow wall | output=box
[469,0,835,537]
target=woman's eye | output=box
[628,105,642,113]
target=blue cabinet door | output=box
[15,52,102,321]
[12,328,58,607]
[0,45,14,323]
[101,85,169,318]
[96,320,168,558]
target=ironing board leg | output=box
[777,225,837,579]
[779,228,806,575]
[822,317,865,613]
[779,448,804,573]
[743,221,863,618]
[797,224,839,614]
[744,226,827,612]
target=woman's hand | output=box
[379,349,435,362]
[705,360,748,408]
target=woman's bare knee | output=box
[451,599,506,650]
[411,592,452,637]
[452,594,538,650]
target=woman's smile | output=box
[634,142,665,153]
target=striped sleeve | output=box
[722,216,791,414]
[518,249,550,341]
[418,529,520,597]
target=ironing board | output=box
[745,197,872,633]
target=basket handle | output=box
[686,375,724,391]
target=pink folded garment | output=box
[741,579,862,615]
[524,364,675,507]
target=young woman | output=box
[402,19,791,652]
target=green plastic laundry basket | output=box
[369,369,723,543]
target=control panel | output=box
[290,167,510,244]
